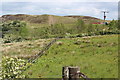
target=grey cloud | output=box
[1,2,118,20]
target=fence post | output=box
[62,66,69,80]
[62,66,80,80]
[69,66,80,80]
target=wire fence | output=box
[21,36,91,79]
[28,37,60,63]
[17,37,61,78]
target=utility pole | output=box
[101,11,109,24]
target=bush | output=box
[1,57,31,79]
[2,21,26,32]
[108,20,118,29]
[75,19,85,33]
[2,21,28,42]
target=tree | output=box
[87,23,95,34]
[49,23,66,36]
[108,20,118,30]
[2,21,28,42]
[75,19,85,33]
[2,20,26,33]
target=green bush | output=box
[75,19,85,33]
[1,57,31,79]
[2,21,28,42]
[2,19,120,40]
[108,20,118,29]
[2,21,26,32]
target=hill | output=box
[64,15,101,23]
[1,14,77,24]
[1,14,102,24]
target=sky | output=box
[0,0,119,20]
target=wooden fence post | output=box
[62,66,69,80]
[69,66,80,80]
[62,66,80,80]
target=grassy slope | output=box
[2,14,77,24]
[23,35,118,78]
[1,15,77,35]
[26,15,77,29]
[2,14,104,29]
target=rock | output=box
[56,41,63,45]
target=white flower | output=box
[15,67,19,70]
[13,71,17,74]
[0,77,2,80]
[10,58,14,61]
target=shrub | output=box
[2,21,28,42]
[75,19,85,33]
[2,21,26,33]
[1,57,31,79]
[108,20,118,29]
[74,40,81,45]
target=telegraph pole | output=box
[101,11,109,24]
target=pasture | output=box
[23,35,118,78]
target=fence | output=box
[28,37,60,63]
[62,66,91,80]
[26,37,90,80]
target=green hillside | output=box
[2,14,119,43]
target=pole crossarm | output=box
[101,11,109,22]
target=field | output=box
[1,14,119,79]
[23,35,118,78]
[2,38,53,59]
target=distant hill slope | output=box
[64,15,102,23]
[64,15,100,20]
[1,14,102,24]
[1,14,77,24]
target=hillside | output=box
[1,14,77,24]
[1,14,119,43]
[64,15,100,20]
[64,15,102,23]
[1,14,103,24]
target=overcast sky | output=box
[0,0,119,20]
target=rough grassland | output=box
[2,38,53,59]
[23,35,118,78]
